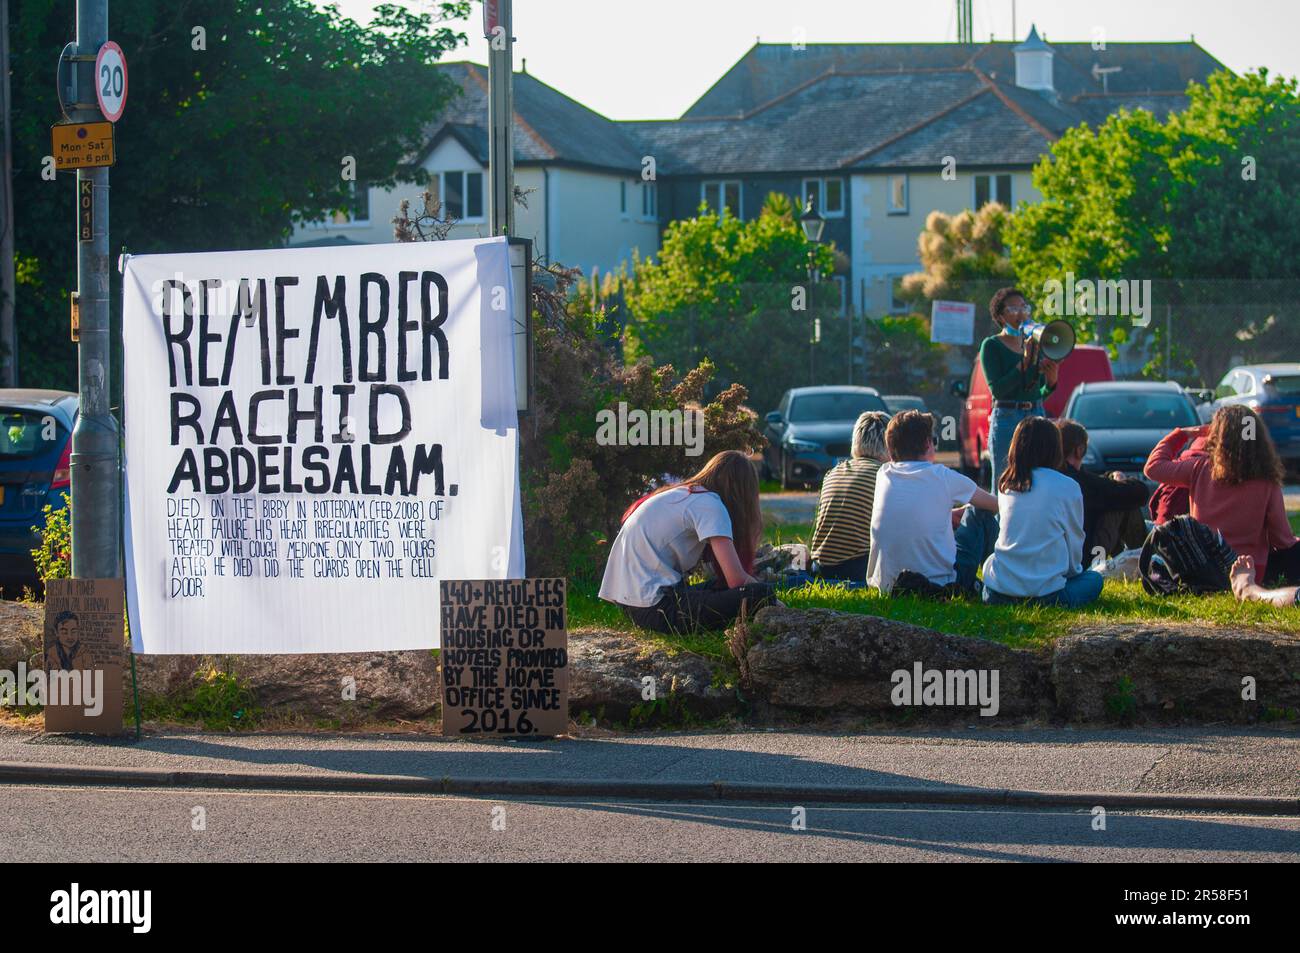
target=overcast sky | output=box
[320,0,1300,119]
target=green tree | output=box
[10,0,470,387]
[862,315,950,397]
[1007,68,1300,383]
[624,192,837,412]
[391,200,764,581]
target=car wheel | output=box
[780,451,795,491]
[978,454,992,492]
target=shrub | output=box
[141,665,260,731]
[392,200,765,582]
[31,495,71,583]
[522,263,763,579]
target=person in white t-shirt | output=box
[867,410,999,595]
[599,450,776,633]
[981,416,1104,607]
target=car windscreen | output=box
[1071,392,1198,430]
[886,397,925,413]
[1265,375,1300,397]
[788,393,887,422]
[0,410,63,460]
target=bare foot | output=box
[1229,555,1256,601]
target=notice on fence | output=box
[930,299,976,345]
[440,578,568,737]
[122,237,525,654]
[42,578,124,734]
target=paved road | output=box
[4,784,1296,862]
[4,726,1298,797]
[761,491,818,525]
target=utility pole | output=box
[486,0,514,237]
[70,0,120,580]
[0,0,16,385]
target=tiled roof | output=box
[625,70,999,174]
[419,62,646,171]
[416,37,1225,178]
[853,85,1056,169]
[684,40,1225,117]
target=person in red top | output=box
[1144,405,1299,583]
[1148,434,1208,524]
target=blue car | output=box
[1213,364,1300,468]
[760,386,889,489]
[0,390,77,590]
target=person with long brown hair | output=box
[599,450,776,633]
[982,416,1103,607]
[1145,404,1299,583]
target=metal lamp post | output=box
[800,196,825,386]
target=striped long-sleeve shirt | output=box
[810,458,880,567]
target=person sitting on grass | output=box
[1229,554,1300,607]
[809,410,889,583]
[1144,405,1300,585]
[1149,432,1209,525]
[599,449,776,634]
[982,416,1103,608]
[867,410,999,596]
[1056,418,1150,565]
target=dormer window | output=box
[1014,24,1055,94]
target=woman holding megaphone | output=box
[979,287,1063,490]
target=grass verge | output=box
[573,505,1300,653]
[573,576,1300,652]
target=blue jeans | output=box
[814,553,869,583]
[783,569,870,589]
[988,403,1044,491]
[983,570,1104,608]
[953,506,999,592]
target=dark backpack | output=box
[1138,515,1235,596]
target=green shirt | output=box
[979,334,1056,402]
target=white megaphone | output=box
[1020,319,1075,362]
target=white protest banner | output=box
[123,237,524,654]
[930,299,976,345]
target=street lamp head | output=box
[800,196,825,243]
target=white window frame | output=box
[832,275,848,315]
[889,273,910,313]
[429,169,486,223]
[973,172,1013,210]
[801,177,845,218]
[887,174,909,215]
[639,181,657,222]
[701,179,743,219]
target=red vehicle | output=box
[951,344,1114,486]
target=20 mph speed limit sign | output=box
[94,41,128,123]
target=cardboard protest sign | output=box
[121,238,525,654]
[42,578,124,734]
[440,578,568,737]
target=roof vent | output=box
[1014,24,1054,93]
